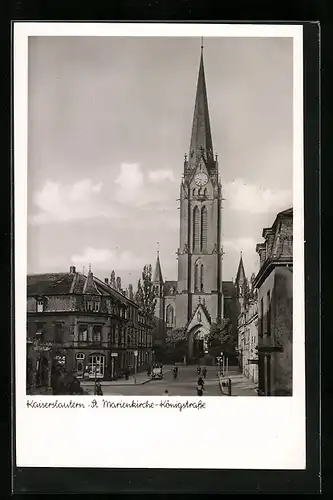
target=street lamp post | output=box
[94,365,97,395]
[220,352,224,376]
[134,350,138,384]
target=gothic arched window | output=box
[192,188,197,197]
[193,206,200,252]
[194,259,202,292]
[200,264,204,291]
[166,304,174,327]
[201,206,208,251]
[194,263,198,291]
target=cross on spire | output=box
[201,37,204,53]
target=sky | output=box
[27,36,293,289]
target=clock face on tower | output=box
[194,172,208,186]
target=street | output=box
[87,365,225,397]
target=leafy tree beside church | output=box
[163,327,187,362]
[207,320,237,358]
[135,264,156,320]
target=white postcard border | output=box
[14,23,305,470]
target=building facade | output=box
[27,266,153,392]
[253,208,293,396]
[153,46,239,362]
[237,301,259,384]
[235,254,259,383]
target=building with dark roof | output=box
[253,207,293,396]
[26,265,153,393]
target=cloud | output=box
[224,178,292,214]
[113,162,176,208]
[29,178,116,225]
[114,163,144,204]
[148,169,175,183]
[71,247,144,271]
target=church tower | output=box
[235,252,247,313]
[153,250,164,321]
[176,42,223,329]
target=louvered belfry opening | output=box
[193,206,200,251]
[200,206,208,251]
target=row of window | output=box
[193,206,208,252]
[34,297,130,317]
[75,351,153,378]
[32,322,152,347]
[78,324,102,342]
[260,290,271,336]
[192,188,208,197]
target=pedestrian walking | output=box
[197,375,205,396]
[197,376,205,390]
[202,367,207,379]
[95,381,103,396]
[197,385,204,396]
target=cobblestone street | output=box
[81,365,258,397]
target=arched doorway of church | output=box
[187,326,208,364]
[193,332,205,360]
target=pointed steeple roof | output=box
[188,43,214,171]
[235,253,246,285]
[153,251,163,284]
[83,265,100,295]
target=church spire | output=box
[153,247,164,284]
[188,41,214,171]
[235,252,246,286]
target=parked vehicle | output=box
[151,365,163,380]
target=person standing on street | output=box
[197,376,205,394]
[95,381,103,396]
[197,377,205,396]
[202,367,207,379]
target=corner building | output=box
[154,47,231,361]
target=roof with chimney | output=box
[27,267,129,304]
[262,207,293,237]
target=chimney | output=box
[104,278,109,285]
[70,266,76,274]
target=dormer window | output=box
[85,298,100,312]
[36,298,45,313]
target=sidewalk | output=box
[81,366,173,387]
[219,372,258,396]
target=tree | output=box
[207,320,237,358]
[163,328,187,362]
[135,264,156,320]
